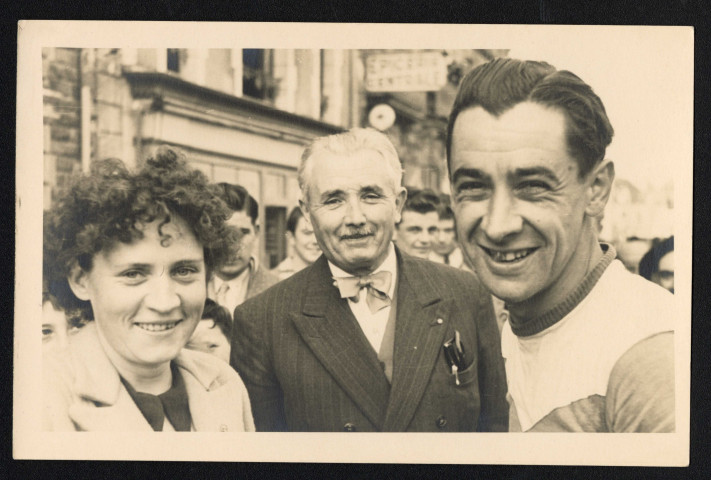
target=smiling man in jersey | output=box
[447,58,675,432]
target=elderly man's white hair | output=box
[298,128,404,203]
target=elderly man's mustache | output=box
[340,228,374,240]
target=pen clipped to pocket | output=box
[443,330,466,386]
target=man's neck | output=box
[215,265,251,282]
[291,253,312,271]
[330,243,395,277]
[509,233,604,321]
[434,247,456,258]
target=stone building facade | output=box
[42,48,506,266]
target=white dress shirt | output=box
[209,265,252,315]
[428,247,466,268]
[327,243,398,353]
[429,246,467,269]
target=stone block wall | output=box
[43,48,81,209]
[90,49,133,167]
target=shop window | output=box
[423,166,441,192]
[243,49,276,101]
[264,206,287,269]
[167,49,180,72]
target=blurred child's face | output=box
[186,319,231,363]
[654,251,674,293]
[42,300,69,352]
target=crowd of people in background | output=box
[40,57,676,434]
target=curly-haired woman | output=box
[42,147,254,432]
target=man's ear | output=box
[67,263,91,302]
[585,159,615,218]
[253,222,260,236]
[298,197,310,218]
[394,187,408,224]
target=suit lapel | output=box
[245,266,260,299]
[383,251,451,432]
[291,257,391,429]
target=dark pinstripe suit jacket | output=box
[230,248,508,432]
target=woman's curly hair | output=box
[44,146,238,320]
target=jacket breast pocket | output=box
[432,355,481,431]
[450,355,478,387]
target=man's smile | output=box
[480,245,539,263]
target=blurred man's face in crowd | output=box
[396,210,439,259]
[219,210,258,279]
[301,149,406,276]
[654,251,674,293]
[291,215,321,265]
[450,103,601,312]
[433,217,457,256]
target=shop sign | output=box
[365,52,447,92]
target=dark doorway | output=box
[264,206,287,269]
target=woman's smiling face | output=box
[71,215,206,370]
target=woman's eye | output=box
[174,266,199,278]
[119,269,147,285]
[122,270,143,279]
[42,327,54,337]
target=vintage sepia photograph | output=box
[15,21,692,464]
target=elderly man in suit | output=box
[231,128,507,432]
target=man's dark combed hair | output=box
[44,146,238,320]
[638,236,674,281]
[216,182,259,225]
[446,57,614,179]
[286,206,304,234]
[403,187,440,215]
[435,194,454,220]
[438,204,455,221]
[201,298,232,339]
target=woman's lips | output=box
[134,320,182,332]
